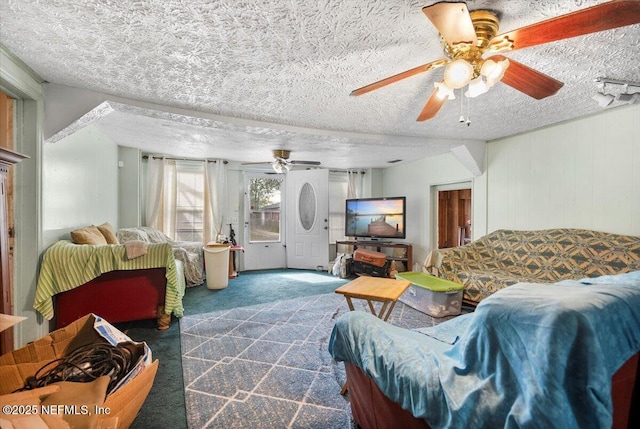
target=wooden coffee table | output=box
[335,276,411,395]
[335,276,411,321]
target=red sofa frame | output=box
[345,351,639,429]
[55,268,169,329]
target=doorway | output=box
[243,172,286,270]
[435,185,472,249]
[242,169,330,271]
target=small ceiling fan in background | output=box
[351,0,640,121]
[242,149,321,173]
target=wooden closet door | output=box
[0,150,20,353]
[0,93,27,354]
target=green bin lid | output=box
[395,271,464,292]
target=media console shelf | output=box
[335,241,413,277]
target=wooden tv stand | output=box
[335,241,412,277]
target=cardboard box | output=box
[0,314,158,428]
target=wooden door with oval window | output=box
[285,169,329,270]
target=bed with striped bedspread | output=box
[34,240,185,320]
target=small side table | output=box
[335,276,411,394]
[228,246,244,279]
[335,276,411,321]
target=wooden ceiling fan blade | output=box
[422,2,477,46]
[493,55,564,100]
[417,86,447,122]
[350,59,448,96]
[489,0,640,53]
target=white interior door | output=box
[285,169,329,270]
[243,172,286,270]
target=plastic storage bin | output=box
[396,271,464,317]
[204,243,231,289]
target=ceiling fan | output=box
[351,0,640,122]
[242,149,321,173]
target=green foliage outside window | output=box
[249,177,282,209]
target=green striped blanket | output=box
[34,240,185,320]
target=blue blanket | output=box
[328,274,640,428]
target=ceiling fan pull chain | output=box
[466,95,471,126]
[459,88,465,123]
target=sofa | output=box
[329,272,640,429]
[426,228,640,304]
[117,226,204,287]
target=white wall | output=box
[486,104,640,236]
[369,168,384,197]
[118,146,141,228]
[43,124,119,244]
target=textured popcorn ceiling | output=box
[1,0,639,168]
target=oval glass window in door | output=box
[298,182,317,231]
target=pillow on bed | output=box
[70,225,107,245]
[97,222,119,244]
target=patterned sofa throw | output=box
[117,227,205,287]
[429,228,640,304]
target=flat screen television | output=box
[345,196,406,240]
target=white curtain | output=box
[145,157,164,229]
[204,159,227,243]
[163,161,177,239]
[145,157,177,238]
[347,170,364,199]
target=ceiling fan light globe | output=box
[272,160,283,173]
[481,58,509,87]
[443,59,474,89]
[434,81,456,100]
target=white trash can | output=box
[204,243,231,289]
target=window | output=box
[329,172,348,243]
[175,161,205,242]
[248,177,283,242]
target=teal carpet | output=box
[181,293,352,428]
[183,270,349,316]
[179,291,439,429]
[118,269,350,429]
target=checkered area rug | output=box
[180,292,444,429]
